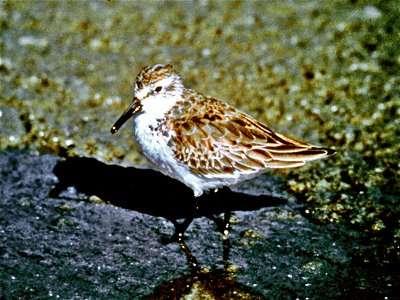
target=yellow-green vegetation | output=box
[283,1,400,268]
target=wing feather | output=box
[171,94,335,177]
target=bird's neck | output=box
[140,92,183,121]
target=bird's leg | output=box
[169,197,200,241]
[168,198,200,271]
[177,230,199,271]
[170,217,194,241]
[208,210,232,268]
[221,211,232,269]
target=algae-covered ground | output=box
[1,0,399,299]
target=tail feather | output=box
[268,147,336,163]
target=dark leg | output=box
[221,211,232,269]
[168,199,200,271]
[170,217,194,242]
[177,231,199,271]
[208,211,232,268]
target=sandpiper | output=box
[111,64,335,197]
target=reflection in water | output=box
[50,157,284,298]
[146,268,267,299]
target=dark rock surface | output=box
[0,151,398,299]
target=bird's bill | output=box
[110,97,142,134]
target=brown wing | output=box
[171,96,335,177]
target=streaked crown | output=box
[134,64,183,95]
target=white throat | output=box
[140,93,178,120]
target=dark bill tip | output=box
[110,98,142,134]
[110,107,135,134]
[110,125,119,134]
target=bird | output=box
[111,64,336,197]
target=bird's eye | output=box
[154,86,162,93]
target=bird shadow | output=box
[49,156,286,222]
[49,156,286,260]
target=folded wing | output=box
[171,96,335,177]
